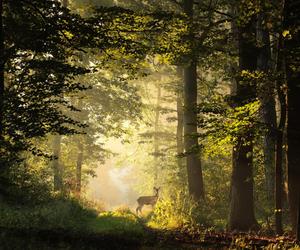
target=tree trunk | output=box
[62,0,68,7]
[52,0,68,193]
[229,138,258,230]
[284,0,300,236]
[182,0,204,202]
[176,67,184,170]
[176,67,186,188]
[0,0,4,141]
[76,139,83,195]
[287,71,300,235]
[274,34,286,236]
[52,135,63,192]
[153,83,161,185]
[229,11,258,231]
[275,128,284,235]
[297,191,300,241]
[256,13,277,203]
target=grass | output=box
[1,199,298,250]
[0,199,147,249]
[0,199,144,234]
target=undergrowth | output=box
[0,198,144,237]
[147,193,226,231]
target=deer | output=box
[136,187,160,215]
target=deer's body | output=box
[136,187,160,215]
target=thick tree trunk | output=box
[230,138,257,230]
[182,0,204,202]
[284,0,300,236]
[256,13,276,203]
[52,135,63,192]
[287,73,300,235]
[229,12,258,231]
[76,139,83,195]
[298,192,300,240]
[183,62,204,201]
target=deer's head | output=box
[153,187,160,196]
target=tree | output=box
[228,1,258,231]
[256,3,277,205]
[284,0,300,237]
[182,0,204,202]
[176,67,184,176]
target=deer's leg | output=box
[136,204,143,215]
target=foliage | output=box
[0,198,96,231]
[1,0,188,199]
[148,188,228,231]
[0,198,143,237]
[200,100,261,156]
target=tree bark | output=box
[274,34,286,236]
[52,134,63,192]
[153,83,161,185]
[286,70,300,235]
[256,13,277,203]
[52,0,68,193]
[275,128,284,235]
[229,9,258,231]
[62,0,68,7]
[0,0,4,142]
[176,67,184,170]
[297,191,300,241]
[284,0,300,236]
[182,0,204,202]
[76,139,83,195]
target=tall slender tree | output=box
[0,0,4,165]
[182,0,204,201]
[256,8,277,204]
[274,23,286,236]
[52,0,69,193]
[153,83,161,184]
[176,67,184,172]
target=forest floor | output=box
[0,199,298,249]
[1,222,298,249]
